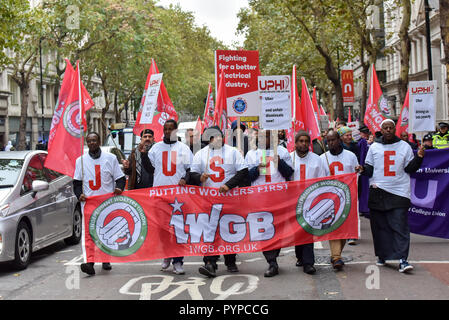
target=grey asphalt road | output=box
[1,217,449,301]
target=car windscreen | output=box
[0,159,24,188]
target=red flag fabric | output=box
[292,65,305,132]
[364,64,389,134]
[213,69,228,131]
[319,105,326,117]
[44,60,94,177]
[286,122,296,152]
[133,59,178,141]
[347,107,352,123]
[311,87,320,124]
[203,83,215,128]
[396,89,411,139]
[82,173,359,263]
[300,78,321,141]
[195,116,203,134]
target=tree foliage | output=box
[238,0,360,119]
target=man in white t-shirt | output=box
[148,119,194,275]
[190,126,249,278]
[291,131,327,275]
[320,130,359,271]
[359,119,425,273]
[73,132,126,276]
[245,130,294,277]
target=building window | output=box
[9,78,19,106]
[46,84,52,109]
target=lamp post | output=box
[424,0,433,80]
[39,37,45,147]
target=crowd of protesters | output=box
[72,117,448,277]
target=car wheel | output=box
[64,207,82,245]
[13,221,32,270]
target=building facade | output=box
[0,53,132,150]
[351,0,448,125]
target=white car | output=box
[0,151,80,269]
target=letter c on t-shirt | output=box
[329,162,344,176]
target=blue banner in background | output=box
[409,148,449,239]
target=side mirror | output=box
[31,180,49,198]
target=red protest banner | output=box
[215,50,261,117]
[82,173,358,263]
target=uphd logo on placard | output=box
[258,77,290,91]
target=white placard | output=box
[347,121,361,141]
[409,80,437,133]
[140,73,163,124]
[258,75,292,130]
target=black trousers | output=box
[263,249,280,266]
[370,207,410,260]
[203,254,236,268]
[295,243,315,265]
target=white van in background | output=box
[177,121,197,143]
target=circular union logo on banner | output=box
[89,196,147,257]
[63,101,81,137]
[232,98,247,114]
[296,180,351,236]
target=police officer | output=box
[432,122,449,149]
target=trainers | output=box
[161,258,172,271]
[199,263,216,278]
[376,258,386,266]
[102,262,112,270]
[399,260,414,273]
[173,262,185,275]
[80,262,95,275]
[347,239,357,245]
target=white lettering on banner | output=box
[119,274,259,300]
[169,204,274,246]
[148,183,289,198]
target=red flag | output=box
[47,59,75,150]
[396,89,411,139]
[195,116,203,134]
[311,87,320,124]
[347,107,352,123]
[286,122,296,153]
[319,105,326,117]
[364,64,389,134]
[300,78,320,141]
[133,59,178,141]
[213,69,228,131]
[44,60,94,177]
[292,65,305,132]
[203,83,215,128]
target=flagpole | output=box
[292,65,296,126]
[78,61,85,195]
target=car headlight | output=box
[0,204,10,218]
